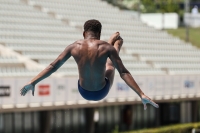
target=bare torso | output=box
[70,39,110,91]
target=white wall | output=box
[0,75,200,110]
[184,13,200,28]
[140,13,179,29]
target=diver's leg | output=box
[105,37,123,87]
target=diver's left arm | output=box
[108,46,159,110]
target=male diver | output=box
[20,19,159,110]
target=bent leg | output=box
[105,37,123,88]
[105,58,115,87]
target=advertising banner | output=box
[146,76,156,97]
[171,76,181,96]
[163,76,172,97]
[0,75,200,108]
[16,78,30,105]
[129,76,145,99]
[29,78,54,104]
[67,77,79,102]
[105,76,118,100]
[187,75,197,96]
[115,76,130,99]
[197,76,200,95]
[155,76,164,96]
[54,78,67,103]
[181,76,192,96]
[0,78,15,106]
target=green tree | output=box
[157,0,181,13]
[140,0,157,13]
[104,0,183,14]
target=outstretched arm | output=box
[30,44,73,85]
[108,46,159,110]
[20,44,74,96]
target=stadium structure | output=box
[0,0,200,133]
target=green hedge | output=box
[121,122,200,133]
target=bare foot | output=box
[141,94,159,110]
[108,32,120,46]
[113,36,123,53]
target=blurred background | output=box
[0,0,200,133]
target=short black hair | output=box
[84,19,102,33]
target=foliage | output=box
[104,0,129,10]
[112,125,119,133]
[140,0,157,13]
[120,122,200,133]
[104,0,183,13]
[155,0,181,13]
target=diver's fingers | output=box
[143,103,147,110]
[142,96,159,109]
[32,87,35,96]
[148,99,159,108]
[20,85,32,96]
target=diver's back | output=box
[71,39,110,90]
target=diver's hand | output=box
[141,94,159,110]
[20,82,35,96]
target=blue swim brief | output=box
[78,78,110,101]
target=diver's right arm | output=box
[20,43,74,96]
